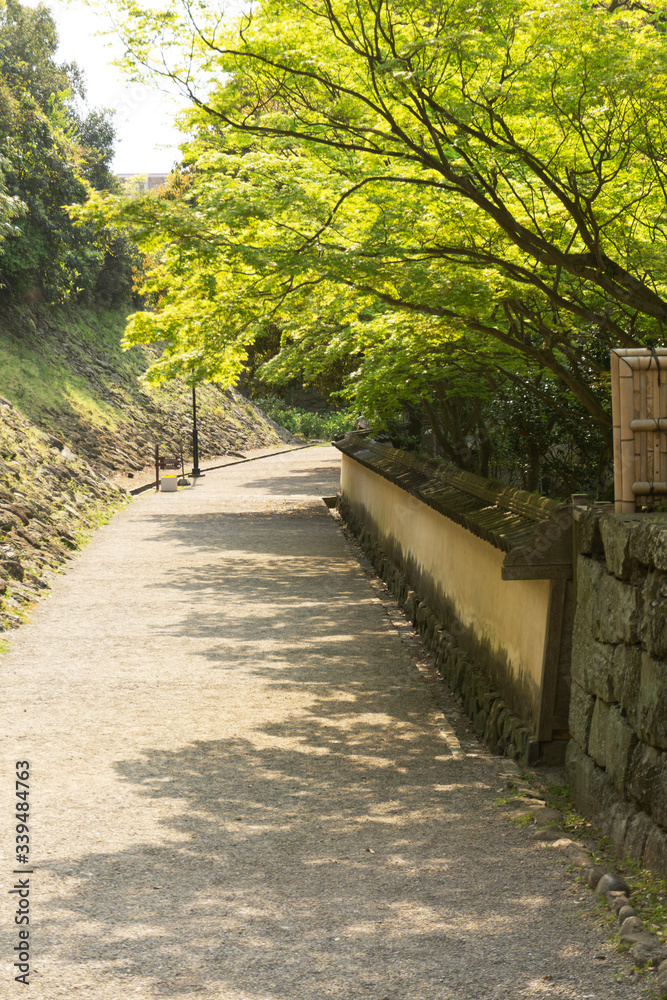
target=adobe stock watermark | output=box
[9,761,31,986]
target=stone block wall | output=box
[567,509,667,876]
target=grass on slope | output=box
[0,306,135,430]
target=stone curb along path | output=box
[499,782,667,991]
[0,446,655,999]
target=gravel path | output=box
[0,446,648,999]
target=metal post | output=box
[191,383,202,477]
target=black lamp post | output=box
[191,383,202,477]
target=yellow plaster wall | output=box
[341,455,552,725]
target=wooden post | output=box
[611,350,622,513]
[536,579,567,742]
[619,359,636,512]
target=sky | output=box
[39,0,186,174]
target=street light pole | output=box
[191,383,202,477]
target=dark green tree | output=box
[0,0,138,304]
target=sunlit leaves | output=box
[83,0,667,477]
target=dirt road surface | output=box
[0,446,647,999]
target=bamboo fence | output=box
[611,348,667,512]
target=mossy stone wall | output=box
[567,509,667,876]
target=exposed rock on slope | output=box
[0,397,128,630]
[8,308,285,481]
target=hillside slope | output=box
[0,304,288,633]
